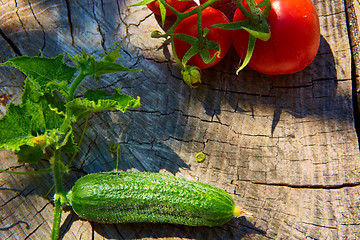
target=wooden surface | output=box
[1,0,360,239]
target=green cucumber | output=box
[66,171,251,226]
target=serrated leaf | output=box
[99,42,123,63]
[70,43,141,81]
[0,102,44,151]
[60,132,80,154]
[16,145,44,164]
[0,80,66,152]
[66,89,141,122]
[1,54,77,97]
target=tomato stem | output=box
[151,0,229,87]
[155,0,224,37]
[211,0,271,73]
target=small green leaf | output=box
[212,20,270,41]
[70,47,141,81]
[159,0,167,27]
[16,145,44,164]
[174,33,221,66]
[174,33,199,46]
[57,126,79,152]
[1,54,77,97]
[236,35,257,74]
[242,22,270,41]
[129,0,155,7]
[182,47,199,66]
[66,89,141,122]
[258,0,271,18]
[99,42,123,63]
[199,49,213,64]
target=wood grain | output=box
[0,0,360,239]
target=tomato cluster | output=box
[146,0,320,76]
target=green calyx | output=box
[133,0,225,87]
[181,65,201,88]
[174,29,221,67]
[213,0,272,74]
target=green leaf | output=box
[129,0,155,7]
[242,22,270,41]
[159,0,167,27]
[66,89,141,122]
[182,47,199,66]
[212,20,270,41]
[70,42,141,81]
[1,54,77,97]
[0,79,66,152]
[0,102,44,151]
[99,41,124,63]
[236,35,257,74]
[174,33,221,66]
[16,145,44,164]
[60,132,80,154]
[174,33,199,46]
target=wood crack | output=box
[344,0,360,148]
[0,189,25,207]
[0,27,22,56]
[250,181,360,190]
[91,1,106,51]
[300,221,338,229]
[24,222,43,240]
[64,0,74,45]
[27,0,45,53]
[14,0,29,39]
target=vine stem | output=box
[67,114,89,168]
[0,168,52,175]
[51,150,64,240]
[66,72,86,103]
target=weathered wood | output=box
[0,0,360,239]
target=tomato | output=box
[173,7,232,69]
[232,0,320,75]
[147,0,190,16]
[199,0,236,18]
[200,0,230,7]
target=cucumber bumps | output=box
[66,171,252,226]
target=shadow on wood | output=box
[198,35,341,135]
[92,216,265,240]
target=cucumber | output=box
[66,171,251,226]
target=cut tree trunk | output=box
[1,0,360,239]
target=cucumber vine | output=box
[0,42,141,239]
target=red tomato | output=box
[147,0,190,16]
[199,0,236,18]
[200,0,230,7]
[232,0,320,75]
[173,7,232,69]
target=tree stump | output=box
[1,0,360,239]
